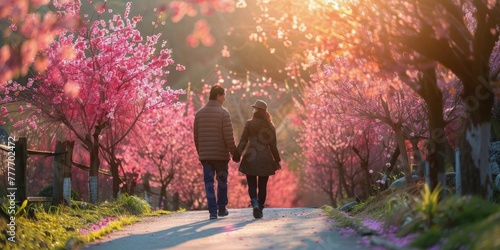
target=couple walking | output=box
[193,85,282,220]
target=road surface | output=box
[83,207,371,250]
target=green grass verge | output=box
[325,184,500,250]
[410,196,500,249]
[322,205,376,235]
[0,195,176,250]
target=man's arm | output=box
[222,110,237,155]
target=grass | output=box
[0,194,178,250]
[323,182,500,249]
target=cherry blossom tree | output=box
[120,98,199,209]
[295,78,389,206]
[297,120,353,207]
[98,108,149,199]
[317,62,429,182]
[350,121,387,199]
[1,2,182,203]
[0,0,80,85]
[239,0,500,197]
[333,0,499,198]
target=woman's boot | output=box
[251,198,262,219]
[259,204,264,218]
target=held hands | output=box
[275,162,282,170]
[233,155,241,163]
[232,151,241,163]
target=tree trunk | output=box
[329,192,337,208]
[337,164,353,197]
[426,111,448,192]
[352,146,372,199]
[385,147,400,176]
[409,138,425,177]
[460,85,494,199]
[419,68,447,192]
[363,167,372,198]
[326,167,337,207]
[89,143,99,203]
[173,192,180,211]
[393,126,413,184]
[336,170,344,201]
[110,158,121,199]
[89,125,103,204]
[159,185,167,210]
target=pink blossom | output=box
[13,120,23,128]
[29,121,37,129]
[9,23,18,31]
[132,16,142,23]
[1,107,8,116]
[176,64,186,71]
[53,96,63,104]
[221,45,230,57]
[96,3,106,15]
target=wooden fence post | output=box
[53,140,75,205]
[14,137,27,204]
[63,141,74,204]
[53,141,65,205]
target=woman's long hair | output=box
[252,108,274,126]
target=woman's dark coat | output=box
[235,118,281,176]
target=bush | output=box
[116,194,152,215]
[410,195,500,249]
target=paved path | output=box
[83,207,370,250]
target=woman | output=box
[233,99,281,219]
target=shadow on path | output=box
[86,216,257,249]
[84,208,372,250]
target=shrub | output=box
[116,194,152,215]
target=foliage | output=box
[415,183,442,227]
[119,98,200,210]
[1,1,183,204]
[0,195,170,250]
[333,184,500,249]
[351,196,375,214]
[113,194,152,216]
[382,184,443,236]
[246,0,499,199]
[410,196,500,249]
[323,205,362,229]
[0,0,80,85]
[323,204,378,237]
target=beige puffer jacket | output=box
[194,100,237,161]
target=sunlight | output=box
[307,0,341,11]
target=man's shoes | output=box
[218,208,229,217]
[209,213,217,220]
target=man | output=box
[194,85,238,219]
